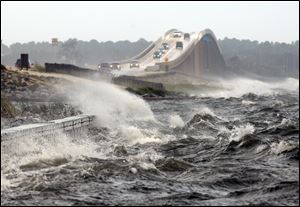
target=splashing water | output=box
[196,106,217,116]
[172,77,299,98]
[65,79,155,127]
[169,114,185,128]
[120,126,163,145]
[270,140,298,155]
[1,174,10,191]
[229,123,255,142]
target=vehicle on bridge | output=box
[159,46,166,54]
[153,50,162,59]
[184,33,190,40]
[129,60,140,68]
[172,31,183,38]
[162,43,169,50]
[176,41,183,49]
[98,62,110,70]
[110,63,121,70]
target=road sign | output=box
[51,38,58,46]
[164,57,169,64]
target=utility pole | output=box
[51,38,58,63]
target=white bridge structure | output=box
[112,29,226,83]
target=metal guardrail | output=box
[44,63,113,80]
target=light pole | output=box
[1,39,3,64]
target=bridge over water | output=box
[3,29,226,139]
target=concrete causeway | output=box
[1,114,95,142]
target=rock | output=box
[16,86,26,92]
[15,91,23,99]
[114,145,128,157]
[21,80,28,87]
[28,84,39,91]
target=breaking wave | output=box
[65,79,155,127]
[171,77,299,98]
[1,77,299,206]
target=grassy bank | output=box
[126,87,166,97]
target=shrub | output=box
[1,97,19,118]
[32,64,46,72]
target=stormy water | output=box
[1,76,299,206]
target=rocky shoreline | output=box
[1,66,69,102]
[1,66,82,129]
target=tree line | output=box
[219,38,299,78]
[1,38,151,68]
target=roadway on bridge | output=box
[111,30,198,77]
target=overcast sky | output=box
[1,1,299,46]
